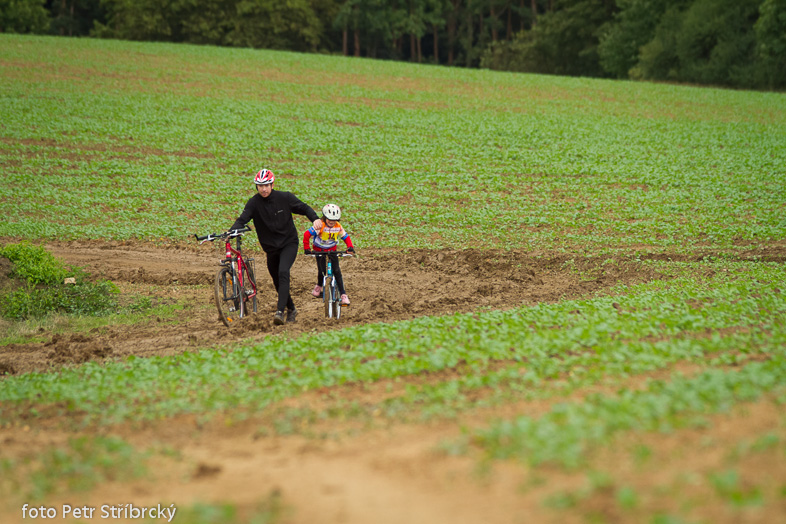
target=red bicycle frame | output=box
[196,227,258,326]
[221,235,257,305]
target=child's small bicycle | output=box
[305,251,353,319]
[195,227,257,327]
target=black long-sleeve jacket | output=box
[230,190,318,252]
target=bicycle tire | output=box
[334,282,342,319]
[241,264,257,314]
[215,267,242,327]
[323,276,333,318]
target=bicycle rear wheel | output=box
[241,264,257,314]
[215,267,242,327]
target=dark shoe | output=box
[273,310,285,325]
[286,308,297,323]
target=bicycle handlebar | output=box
[194,227,252,244]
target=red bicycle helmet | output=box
[254,168,275,185]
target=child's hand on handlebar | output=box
[304,249,313,255]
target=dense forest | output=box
[2,0,785,89]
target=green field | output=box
[2,34,786,524]
[3,35,785,250]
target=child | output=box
[303,204,355,305]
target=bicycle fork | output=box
[221,258,242,314]
[325,259,335,302]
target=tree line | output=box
[2,0,785,90]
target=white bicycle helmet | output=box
[322,203,341,220]
[253,168,275,185]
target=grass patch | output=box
[460,359,786,469]
[0,300,187,346]
[0,241,72,286]
[0,242,120,320]
[1,436,148,502]
[170,492,285,524]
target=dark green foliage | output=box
[49,0,105,37]
[482,0,616,77]
[474,0,786,89]
[94,0,174,41]
[333,0,399,58]
[674,0,759,86]
[0,243,118,320]
[597,0,685,78]
[96,0,327,50]
[630,5,683,80]
[605,0,785,89]
[754,0,786,89]
[227,0,324,51]
[0,242,70,286]
[1,281,119,320]
[177,0,238,46]
[0,0,49,33]
[97,0,235,43]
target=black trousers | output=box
[315,252,345,295]
[265,243,298,312]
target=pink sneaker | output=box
[340,294,350,306]
[312,285,323,297]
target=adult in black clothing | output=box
[230,169,323,325]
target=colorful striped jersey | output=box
[303,222,353,251]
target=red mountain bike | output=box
[195,227,257,327]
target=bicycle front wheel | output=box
[333,282,342,319]
[215,267,242,327]
[241,264,257,315]
[323,276,333,318]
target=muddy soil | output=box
[0,240,669,376]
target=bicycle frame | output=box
[220,234,256,305]
[196,227,257,326]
